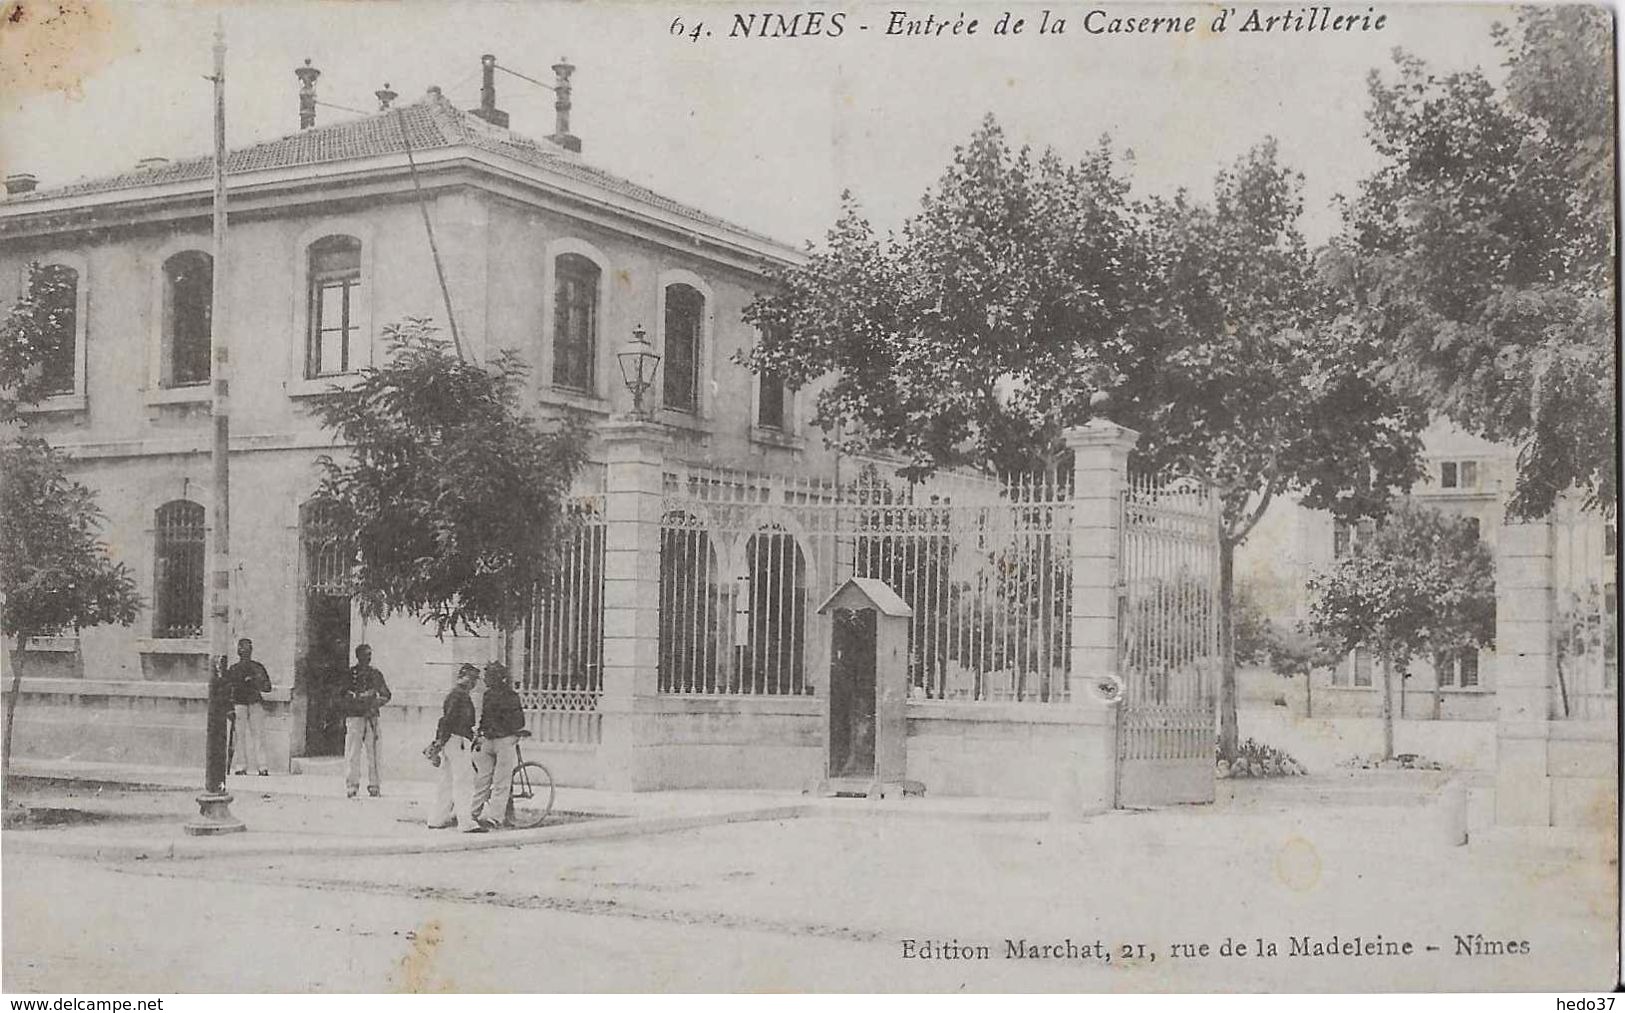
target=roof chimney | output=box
[295,58,321,129]
[470,54,509,128]
[375,82,398,111]
[547,58,580,153]
[4,172,37,196]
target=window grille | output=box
[307,236,362,378]
[300,498,353,595]
[552,254,599,392]
[153,500,205,638]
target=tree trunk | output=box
[1305,665,1313,719]
[1217,538,1238,761]
[1380,648,1395,761]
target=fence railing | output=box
[1117,473,1221,763]
[520,494,605,744]
[657,464,1077,702]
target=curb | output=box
[1,803,817,863]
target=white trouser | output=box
[429,736,479,831]
[472,735,519,824]
[231,703,268,773]
[344,715,381,791]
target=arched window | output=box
[662,284,704,413]
[306,236,363,378]
[162,251,212,387]
[552,253,599,392]
[153,500,206,638]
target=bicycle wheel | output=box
[507,760,555,829]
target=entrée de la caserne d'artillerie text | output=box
[668,6,1391,42]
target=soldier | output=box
[471,662,525,828]
[425,663,485,833]
[227,637,273,776]
[340,644,391,798]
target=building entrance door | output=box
[303,593,350,756]
[828,609,876,779]
[300,498,355,758]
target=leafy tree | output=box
[1232,579,1338,716]
[1122,143,1426,758]
[1336,7,1615,517]
[744,121,1426,758]
[742,117,1149,478]
[1,265,143,779]
[1305,501,1495,758]
[311,318,589,645]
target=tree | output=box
[742,117,1150,479]
[1232,579,1338,717]
[743,121,1426,757]
[1305,501,1495,759]
[311,318,589,649]
[1337,7,1615,518]
[1,265,143,780]
[1122,143,1427,759]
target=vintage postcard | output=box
[0,0,1616,994]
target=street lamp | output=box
[616,324,661,420]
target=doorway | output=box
[302,593,350,756]
[828,609,876,779]
[300,498,354,758]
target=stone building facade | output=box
[1,73,833,777]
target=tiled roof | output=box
[7,92,783,248]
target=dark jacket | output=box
[479,683,527,739]
[435,685,476,745]
[340,664,392,718]
[227,659,272,706]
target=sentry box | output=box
[814,576,924,799]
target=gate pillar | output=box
[598,419,668,791]
[1061,419,1138,815]
[1494,518,1555,826]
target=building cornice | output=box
[0,145,807,271]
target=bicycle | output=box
[505,729,555,829]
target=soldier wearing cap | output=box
[426,664,484,832]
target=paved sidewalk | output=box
[2,758,1053,862]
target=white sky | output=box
[1,1,1515,246]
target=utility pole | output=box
[186,17,244,835]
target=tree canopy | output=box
[1305,501,1496,757]
[1334,6,1615,517]
[742,118,1428,757]
[311,318,589,636]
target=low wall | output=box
[1239,707,1499,773]
[906,701,1115,805]
[626,696,824,790]
[1548,721,1616,831]
[8,679,293,772]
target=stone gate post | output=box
[1060,419,1139,814]
[1064,420,1139,684]
[598,419,668,792]
[1494,517,1555,826]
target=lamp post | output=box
[616,325,662,420]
